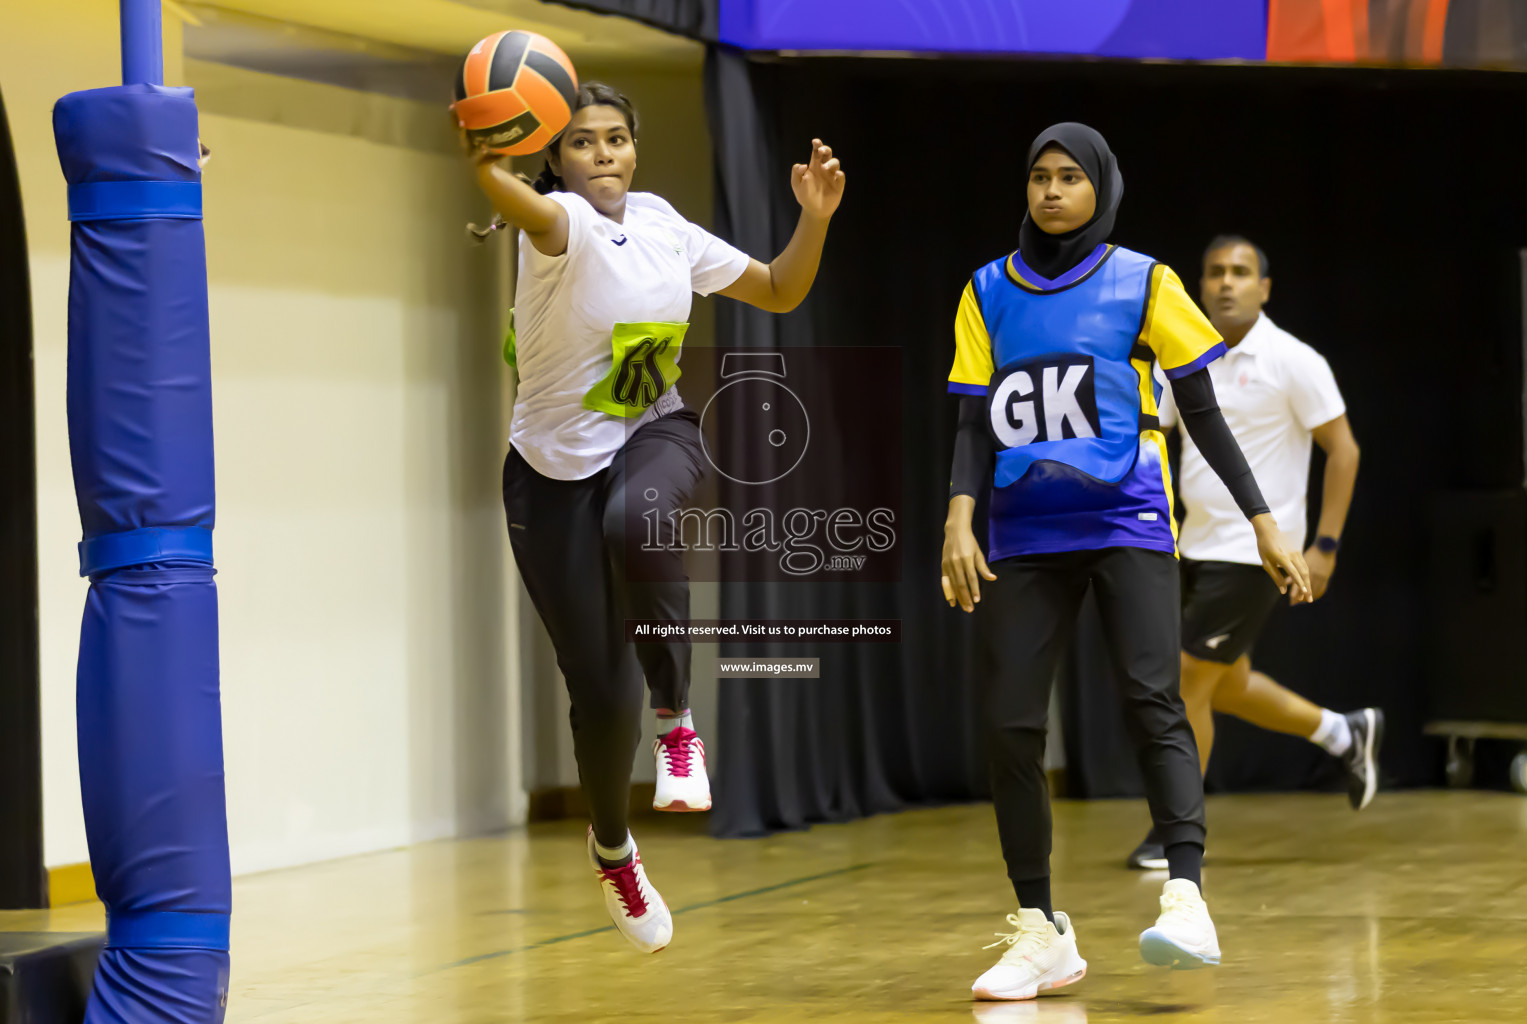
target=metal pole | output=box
[120,0,164,86]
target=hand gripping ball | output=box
[452,30,579,157]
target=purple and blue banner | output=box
[554,0,1524,67]
[718,0,1267,60]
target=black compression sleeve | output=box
[1169,368,1270,520]
[950,394,994,500]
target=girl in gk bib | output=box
[941,122,1310,999]
[468,81,844,954]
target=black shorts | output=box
[1179,559,1282,664]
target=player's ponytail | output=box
[531,162,563,194]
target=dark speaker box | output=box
[1426,489,1527,725]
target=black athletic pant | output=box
[503,409,707,848]
[980,546,1206,894]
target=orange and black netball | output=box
[452,30,579,157]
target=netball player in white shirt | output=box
[1127,236,1378,871]
[467,82,844,952]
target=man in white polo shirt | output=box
[1127,235,1379,871]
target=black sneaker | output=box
[1127,830,1168,870]
[1343,708,1384,811]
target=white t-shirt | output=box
[1158,313,1346,565]
[510,190,751,480]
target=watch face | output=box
[699,376,811,485]
[1317,536,1339,553]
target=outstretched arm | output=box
[718,139,846,313]
[469,151,570,257]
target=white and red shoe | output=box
[587,828,672,954]
[653,725,711,811]
[972,909,1088,1001]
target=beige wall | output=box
[197,97,516,873]
[4,2,522,873]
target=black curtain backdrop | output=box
[705,54,1527,834]
[0,86,45,908]
[706,50,990,837]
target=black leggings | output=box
[503,409,708,847]
[980,547,1206,891]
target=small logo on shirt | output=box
[611,235,628,246]
[1137,512,1159,521]
[1204,634,1231,650]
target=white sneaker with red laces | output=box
[653,726,711,811]
[587,828,672,954]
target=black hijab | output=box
[1017,122,1124,280]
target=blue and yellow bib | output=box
[948,244,1226,559]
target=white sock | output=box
[1310,709,1352,757]
[657,709,693,736]
[594,832,635,865]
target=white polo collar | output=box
[1224,312,1274,357]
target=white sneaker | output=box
[971,909,1088,1001]
[653,726,711,811]
[587,828,673,953]
[1139,878,1221,969]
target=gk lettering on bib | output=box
[583,321,690,419]
[986,356,1102,448]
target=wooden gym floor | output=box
[8,791,1526,1023]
